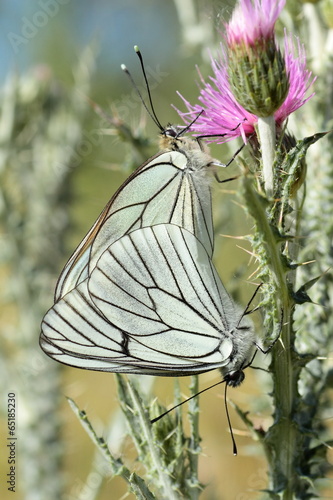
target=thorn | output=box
[231,199,248,211]
[218,233,249,241]
[247,267,261,281]
[244,279,262,288]
[235,244,258,259]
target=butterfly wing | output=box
[55,149,214,301]
[41,224,237,375]
[40,280,129,371]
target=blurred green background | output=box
[1,1,331,499]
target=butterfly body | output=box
[41,224,255,383]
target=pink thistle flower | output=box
[175,48,256,144]
[227,0,286,47]
[226,0,289,118]
[275,32,316,124]
[175,34,315,144]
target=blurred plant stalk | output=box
[0,48,94,500]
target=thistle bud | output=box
[228,37,289,117]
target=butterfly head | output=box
[159,124,184,149]
[159,124,210,159]
[223,369,246,388]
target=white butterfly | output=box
[41,224,256,386]
[55,126,217,301]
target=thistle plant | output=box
[175,0,332,497]
[176,3,315,198]
[70,375,202,500]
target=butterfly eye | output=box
[164,126,178,138]
[224,370,245,388]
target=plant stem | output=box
[127,382,179,500]
[257,116,276,197]
[242,173,305,497]
[267,301,301,499]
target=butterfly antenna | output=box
[224,383,238,455]
[121,62,161,132]
[176,110,204,137]
[134,45,164,132]
[150,379,224,424]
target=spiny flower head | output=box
[176,33,315,144]
[226,0,289,117]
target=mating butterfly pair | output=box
[40,122,256,387]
